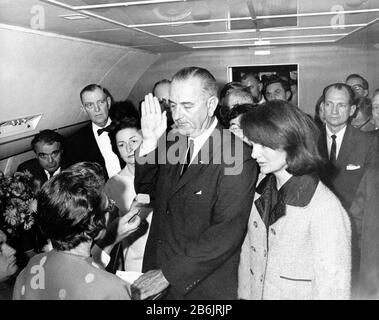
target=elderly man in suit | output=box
[17,129,65,189]
[131,66,258,300]
[318,82,378,212]
[67,84,121,179]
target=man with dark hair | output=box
[263,75,292,102]
[17,129,65,188]
[67,84,121,179]
[131,66,258,300]
[241,72,265,104]
[346,73,369,98]
[152,79,173,129]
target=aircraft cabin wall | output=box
[129,43,378,118]
[0,25,158,174]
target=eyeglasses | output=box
[83,99,107,110]
[37,150,61,160]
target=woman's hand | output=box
[95,209,141,254]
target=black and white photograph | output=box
[1,0,379,308]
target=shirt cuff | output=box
[139,139,158,157]
[91,244,111,268]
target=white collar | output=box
[190,117,218,146]
[325,124,347,139]
[92,118,112,133]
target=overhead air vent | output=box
[228,0,298,31]
[0,114,42,139]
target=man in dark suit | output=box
[66,84,121,179]
[318,82,378,212]
[17,129,65,189]
[131,67,258,300]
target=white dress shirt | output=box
[325,125,347,160]
[92,118,121,179]
[44,167,61,180]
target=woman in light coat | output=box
[238,100,351,300]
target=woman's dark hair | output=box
[108,117,141,163]
[240,100,325,176]
[37,162,107,251]
[227,104,256,126]
[353,96,372,119]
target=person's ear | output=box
[349,104,357,117]
[285,90,291,101]
[207,96,219,117]
[106,96,111,109]
[258,82,263,92]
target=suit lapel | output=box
[336,125,354,166]
[169,124,222,198]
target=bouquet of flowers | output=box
[0,170,37,237]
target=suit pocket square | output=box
[346,164,361,170]
[194,190,202,195]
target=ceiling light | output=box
[59,14,89,20]
[73,0,186,10]
[159,24,366,38]
[179,34,347,44]
[191,40,335,49]
[254,40,270,45]
[254,50,271,55]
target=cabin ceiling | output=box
[1,0,379,53]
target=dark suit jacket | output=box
[319,124,378,211]
[17,159,49,186]
[350,168,379,299]
[66,122,122,179]
[135,123,258,299]
[17,158,68,187]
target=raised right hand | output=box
[141,93,167,143]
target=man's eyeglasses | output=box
[37,150,61,160]
[83,99,107,110]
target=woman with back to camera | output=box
[238,100,351,300]
[105,117,153,272]
[12,162,141,300]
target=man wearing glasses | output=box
[346,73,369,98]
[17,129,65,189]
[67,84,121,179]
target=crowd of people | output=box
[1,67,379,300]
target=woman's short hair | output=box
[108,117,141,162]
[37,162,107,251]
[353,97,372,119]
[227,104,256,125]
[240,100,325,176]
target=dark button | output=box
[260,275,264,282]
[271,228,276,235]
[253,221,258,228]
[263,249,267,257]
[250,245,256,252]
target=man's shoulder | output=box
[68,123,92,139]
[17,158,40,172]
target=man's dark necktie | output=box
[330,134,337,164]
[181,138,194,176]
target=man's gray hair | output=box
[172,66,218,98]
